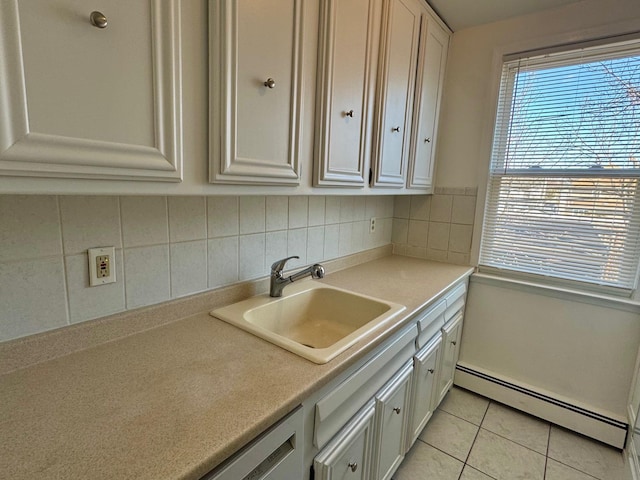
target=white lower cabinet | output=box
[372,363,413,480]
[435,313,463,407]
[407,334,442,445]
[314,402,376,480]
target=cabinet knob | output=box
[347,461,358,472]
[424,137,432,143]
[391,126,401,132]
[263,78,276,89]
[90,11,108,29]
[345,109,354,117]
[451,340,457,346]
[428,368,435,374]
[393,407,401,414]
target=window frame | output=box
[478,36,640,297]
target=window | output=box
[480,38,640,294]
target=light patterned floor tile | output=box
[548,426,627,480]
[419,409,479,461]
[481,402,550,454]
[467,429,545,480]
[460,465,495,479]
[438,387,489,425]
[545,459,599,480]
[394,441,463,480]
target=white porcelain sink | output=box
[210,282,405,364]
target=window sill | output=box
[470,272,640,314]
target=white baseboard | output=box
[455,363,627,449]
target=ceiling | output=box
[428,0,585,31]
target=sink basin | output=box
[210,282,405,364]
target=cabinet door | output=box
[314,402,376,480]
[407,334,441,446]
[0,0,182,181]
[314,0,379,187]
[209,0,303,185]
[435,313,463,407]
[407,12,449,190]
[371,0,422,187]
[373,363,413,480]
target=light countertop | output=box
[0,255,472,480]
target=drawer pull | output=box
[428,368,435,374]
[391,126,401,133]
[263,78,276,89]
[90,11,108,29]
[451,341,457,346]
[348,461,358,472]
[393,407,401,414]
[345,109,354,117]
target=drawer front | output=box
[444,281,467,321]
[415,298,446,349]
[314,324,417,448]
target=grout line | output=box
[544,423,551,480]
[56,195,72,326]
[549,458,603,480]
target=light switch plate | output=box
[88,247,116,286]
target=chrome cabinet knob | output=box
[428,368,435,374]
[451,340,457,346]
[348,461,358,472]
[393,407,401,414]
[90,11,108,29]
[392,126,401,132]
[424,137,431,143]
[264,78,276,89]
[345,109,354,117]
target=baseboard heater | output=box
[455,363,628,449]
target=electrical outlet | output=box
[369,217,377,234]
[88,247,116,286]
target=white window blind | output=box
[480,39,640,294]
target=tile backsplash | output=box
[0,195,394,342]
[392,188,477,264]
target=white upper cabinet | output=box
[407,10,449,191]
[371,0,422,188]
[0,0,182,182]
[209,0,305,185]
[314,0,379,187]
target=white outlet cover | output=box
[88,247,116,287]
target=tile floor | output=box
[393,386,629,480]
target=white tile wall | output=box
[393,189,477,265]
[0,195,395,342]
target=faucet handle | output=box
[270,256,299,274]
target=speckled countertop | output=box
[0,255,472,480]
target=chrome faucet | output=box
[270,256,325,297]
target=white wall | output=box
[462,277,640,418]
[434,0,640,421]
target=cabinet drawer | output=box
[415,298,446,349]
[444,282,466,321]
[314,324,417,448]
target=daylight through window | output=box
[480,38,640,294]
